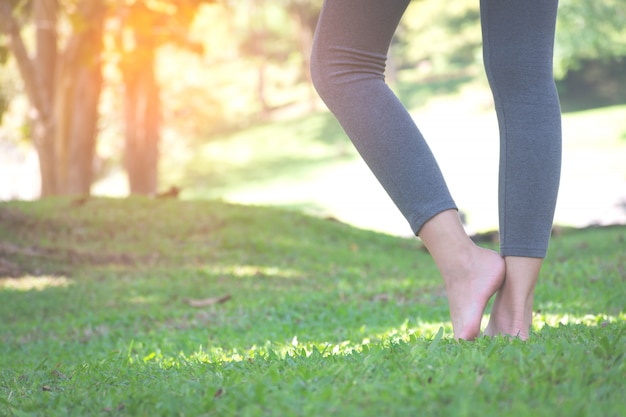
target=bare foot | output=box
[418,210,506,340]
[483,292,531,340]
[442,247,505,340]
[483,256,542,340]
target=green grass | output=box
[0,197,624,416]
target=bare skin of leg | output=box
[419,209,506,340]
[484,256,542,340]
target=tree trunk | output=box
[290,8,317,110]
[55,0,105,195]
[33,121,58,197]
[1,0,58,196]
[34,0,58,196]
[65,61,103,194]
[257,59,270,116]
[122,48,160,195]
[35,0,56,116]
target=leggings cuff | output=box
[500,246,547,259]
[409,202,458,236]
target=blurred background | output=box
[1,0,625,236]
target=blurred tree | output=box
[285,0,321,108]
[0,43,10,122]
[1,0,215,196]
[555,0,626,78]
[57,0,106,195]
[238,1,275,115]
[398,0,626,81]
[109,0,214,195]
[398,0,482,75]
[236,0,321,116]
[0,0,105,196]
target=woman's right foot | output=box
[483,256,543,340]
[483,291,533,340]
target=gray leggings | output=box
[311,0,561,258]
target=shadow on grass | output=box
[0,198,438,342]
[557,59,626,113]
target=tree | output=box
[109,0,213,195]
[236,0,321,116]
[0,0,105,196]
[56,0,106,195]
[1,0,213,197]
[285,0,321,109]
[554,0,626,78]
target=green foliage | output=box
[398,0,482,73]
[0,45,9,65]
[0,94,7,125]
[400,0,626,80]
[555,0,626,78]
[0,198,624,416]
[0,51,24,137]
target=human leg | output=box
[480,0,562,338]
[311,1,504,339]
[310,0,457,234]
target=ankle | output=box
[437,242,477,280]
[419,209,476,271]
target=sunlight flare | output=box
[0,275,72,291]
[210,264,303,279]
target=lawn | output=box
[0,197,624,416]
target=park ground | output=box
[0,197,624,416]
